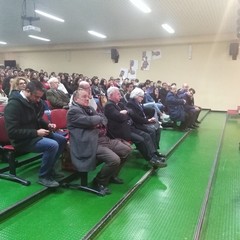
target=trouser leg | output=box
[22,137,59,178]
[130,127,156,161]
[49,132,67,173]
[107,138,132,177]
[95,144,120,186]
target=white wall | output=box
[0,39,239,111]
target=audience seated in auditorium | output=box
[166,85,196,131]
[4,80,67,187]
[104,87,167,168]
[67,89,131,195]
[177,83,199,126]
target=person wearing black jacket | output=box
[4,80,67,187]
[104,87,167,168]
[126,87,163,156]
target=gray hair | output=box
[48,77,59,84]
[130,87,144,99]
[107,86,119,99]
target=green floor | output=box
[0,111,238,240]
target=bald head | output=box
[79,81,90,89]
[182,83,189,90]
[78,81,92,97]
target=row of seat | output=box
[0,108,69,186]
[0,107,106,195]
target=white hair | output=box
[48,77,59,84]
[107,86,119,99]
[130,87,144,99]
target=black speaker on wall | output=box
[229,43,239,60]
[111,48,119,63]
[4,60,17,68]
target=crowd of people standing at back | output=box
[1,66,201,194]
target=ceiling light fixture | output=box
[162,24,175,34]
[129,0,151,13]
[28,35,50,42]
[88,30,107,38]
[35,10,65,22]
[0,41,7,45]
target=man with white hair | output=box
[46,77,70,109]
[126,87,165,160]
[69,80,97,110]
[104,87,167,168]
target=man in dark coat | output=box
[4,80,67,187]
[104,87,167,168]
[67,89,131,195]
[166,85,193,130]
[126,87,164,158]
[46,77,70,109]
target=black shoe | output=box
[157,156,166,163]
[38,177,60,188]
[195,120,201,124]
[189,125,197,129]
[192,124,199,128]
[155,152,166,158]
[149,157,167,168]
[110,177,124,184]
[92,180,111,195]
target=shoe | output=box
[195,120,201,124]
[192,124,199,128]
[157,121,163,129]
[92,180,111,195]
[157,156,166,163]
[52,171,65,181]
[155,152,166,158]
[179,126,190,132]
[110,177,124,184]
[154,154,166,162]
[149,157,167,168]
[38,177,60,188]
[189,125,197,129]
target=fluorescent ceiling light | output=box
[129,0,151,13]
[88,30,107,38]
[35,10,65,22]
[162,24,175,34]
[28,35,50,42]
[0,41,7,45]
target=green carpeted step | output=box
[95,112,226,239]
[200,119,240,240]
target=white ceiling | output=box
[0,0,238,49]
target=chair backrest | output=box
[51,109,68,129]
[0,116,10,144]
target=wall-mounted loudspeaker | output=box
[229,43,239,60]
[111,48,119,63]
[4,60,17,68]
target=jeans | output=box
[22,132,67,178]
[143,102,164,115]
